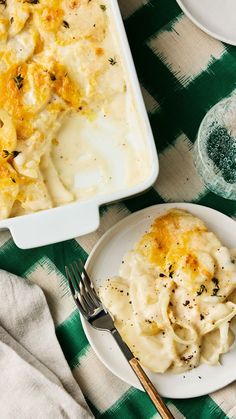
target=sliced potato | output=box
[33,1,64,34]
[0,16,9,43]
[0,160,19,220]
[40,155,74,205]
[51,62,81,109]
[17,177,53,212]
[57,0,107,44]
[0,109,17,155]
[0,27,38,71]
[22,62,52,113]
[6,1,30,38]
[13,131,45,178]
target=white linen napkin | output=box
[0,269,93,419]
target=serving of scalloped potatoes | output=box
[100,209,236,374]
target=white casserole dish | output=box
[0,1,158,249]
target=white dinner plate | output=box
[82,203,236,399]
[176,0,236,46]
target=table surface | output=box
[1,0,236,418]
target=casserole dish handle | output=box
[2,202,100,249]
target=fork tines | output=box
[65,260,101,318]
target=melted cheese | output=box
[100,209,236,374]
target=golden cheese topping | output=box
[136,209,218,294]
[137,209,207,265]
[100,209,236,374]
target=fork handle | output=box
[129,357,174,419]
[111,329,174,419]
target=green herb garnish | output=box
[3,150,21,159]
[100,4,106,11]
[13,74,24,90]
[108,57,117,66]
[24,0,40,4]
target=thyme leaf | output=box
[3,150,21,159]
[108,57,117,66]
[13,74,24,89]
[24,0,40,4]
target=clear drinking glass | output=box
[193,95,236,200]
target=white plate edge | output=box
[176,0,236,46]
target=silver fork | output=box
[65,260,174,419]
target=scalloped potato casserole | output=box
[0,0,150,220]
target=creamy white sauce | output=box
[51,4,151,202]
[54,103,148,200]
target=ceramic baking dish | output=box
[0,1,158,249]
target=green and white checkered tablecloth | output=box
[1,0,236,417]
